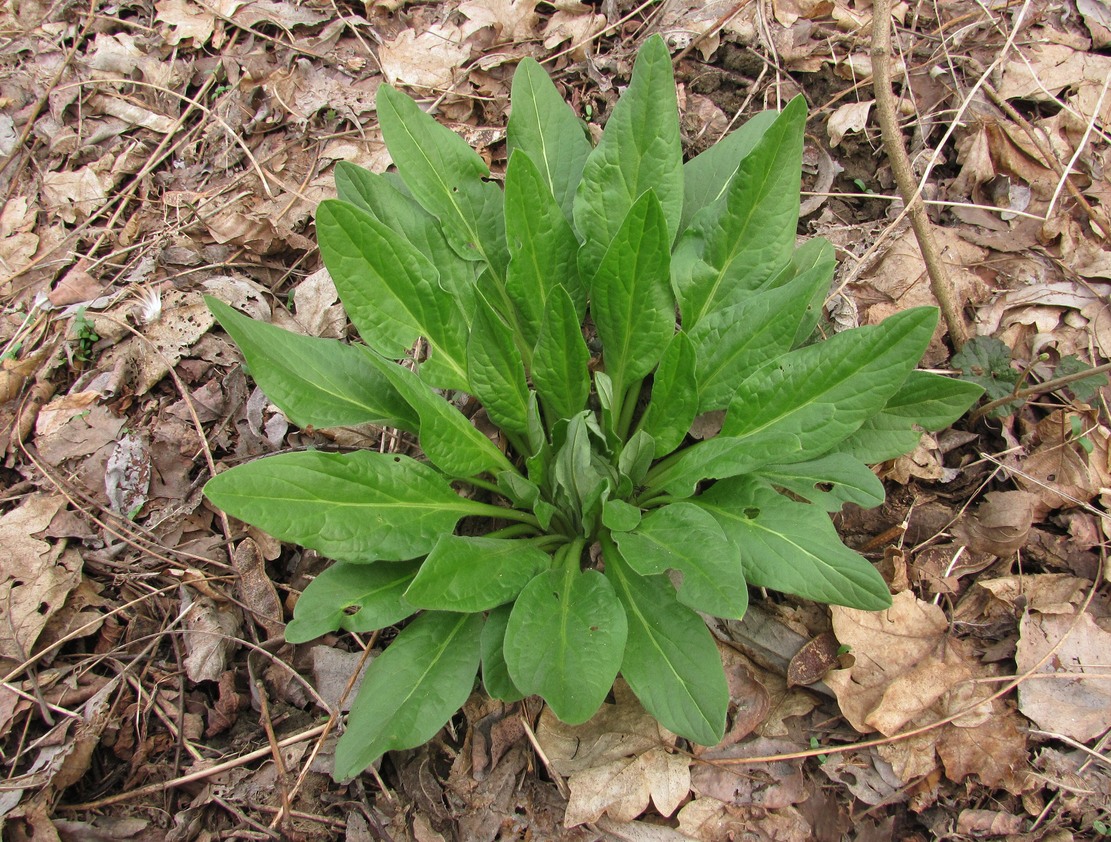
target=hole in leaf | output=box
[342,604,361,616]
[743,507,761,519]
[816,482,834,492]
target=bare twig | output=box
[871,0,969,347]
[972,360,1111,421]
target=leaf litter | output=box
[2,0,1111,838]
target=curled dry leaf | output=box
[786,630,839,687]
[181,588,241,683]
[951,490,1038,556]
[827,99,873,147]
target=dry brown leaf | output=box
[935,700,1028,792]
[459,0,540,43]
[818,751,906,806]
[0,495,83,665]
[677,799,812,842]
[155,0,216,47]
[104,432,151,517]
[975,574,1090,615]
[827,99,873,147]
[786,630,839,687]
[181,588,241,683]
[951,490,1038,556]
[997,42,1111,125]
[691,737,808,808]
[379,23,471,90]
[232,538,284,639]
[542,9,608,56]
[535,683,690,827]
[1007,410,1109,511]
[41,168,109,224]
[1016,610,1111,742]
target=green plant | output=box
[70,309,100,364]
[202,36,982,780]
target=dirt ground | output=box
[2,0,1111,839]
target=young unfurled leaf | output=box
[574,34,682,275]
[285,560,420,644]
[335,611,482,778]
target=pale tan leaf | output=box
[379,24,470,90]
[827,99,873,147]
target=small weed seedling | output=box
[203,36,983,779]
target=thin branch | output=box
[871,1,969,348]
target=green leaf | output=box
[1056,355,1108,401]
[589,191,675,395]
[835,414,925,463]
[689,243,834,411]
[508,58,592,222]
[315,200,469,390]
[720,308,938,461]
[206,296,416,432]
[204,451,475,563]
[335,611,482,778]
[604,541,727,747]
[574,34,682,274]
[376,85,508,275]
[363,353,516,478]
[697,477,891,610]
[673,96,807,327]
[680,109,778,235]
[481,604,524,702]
[333,164,476,312]
[532,285,590,421]
[404,536,550,612]
[952,336,1019,406]
[757,453,885,512]
[504,150,585,345]
[504,552,628,724]
[644,432,802,498]
[285,560,420,644]
[467,292,530,434]
[640,331,698,458]
[602,499,642,532]
[881,370,984,429]
[613,502,748,619]
[618,429,655,487]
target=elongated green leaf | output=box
[604,541,728,746]
[504,150,585,344]
[689,244,833,411]
[757,453,885,512]
[333,164,477,313]
[640,331,698,457]
[697,477,891,610]
[508,59,592,224]
[574,34,682,274]
[316,200,469,390]
[206,296,416,432]
[880,370,984,428]
[673,96,807,327]
[613,502,748,619]
[481,604,524,702]
[285,560,420,644]
[680,109,778,234]
[785,238,835,347]
[835,414,924,463]
[532,285,590,421]
[204,451,474,562]
[376,85,508,275]
[589,191,675,395]
[720,308,938,461]
[643,432,803,498]
[504,558,627,724]
[467,292,530,434]
[618,429,655,487]
[336,611,482,778]
[404,536,550,612]
[363,353,515,478]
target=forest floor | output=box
[2,0,1111,839]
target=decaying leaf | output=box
[181,588,241,683]
[951,490,1038,556]
[536,682,690,827]
[1016,609,1111,742]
